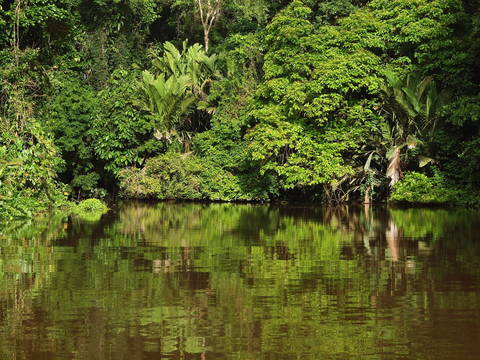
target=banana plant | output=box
[380,70,448,186]
[142,71,195,143]
[152,41,220,100]
[142,42,220,149]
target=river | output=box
[0,202,479,359]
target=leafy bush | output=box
[390,172,480,206]
[72,199,109,222]
[91,69,164,178]
[119,152,271,201]
[0,196,49,220]
[41,73,100,196]
[0,122,69,220]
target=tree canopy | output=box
[1,0,479,217]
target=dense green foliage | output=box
[1,0,479,216]
[119,152,273,201]
[390,171,480,207]
[72,198,109,221]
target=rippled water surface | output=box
[1,202,479,359]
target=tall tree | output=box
[246,0,381,198]
[194,0,222,52]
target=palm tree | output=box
[151,41,219,101]
[380,70,447,186]
[141,42,219,148]
[142,71,195,143]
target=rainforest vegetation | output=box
[1,0,479,218]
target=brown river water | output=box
[0,202,479,359]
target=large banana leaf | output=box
[386,146,402,186]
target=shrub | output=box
[0,122,69,220]
[390,172,480,206]
[119,152,271,201]
[72,199,109,222]
[90,69,164,178]
[41,73,100,196]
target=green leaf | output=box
[418,156,435,168]
[364,152,374,172]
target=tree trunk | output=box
[364,186,371,204]
[204,29,210,53]
[387,146,403,186]
[195,0,220,53]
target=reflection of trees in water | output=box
[0,215,68,356]
[0,203,478,359]
[107,202,480,303]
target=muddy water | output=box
[0,203,479,359]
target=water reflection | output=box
[0,203,479,359]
